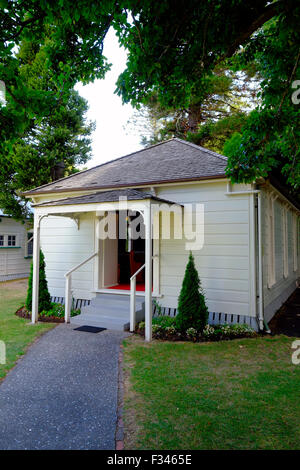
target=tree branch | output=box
[218,0,284,63]
[132,14,145,53]
[277,48,300,116]
[5,14,43,41]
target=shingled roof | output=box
[24,138,227,196]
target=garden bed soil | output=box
[268,288,300,337]
[15,306,64,323]
[135,326,258,343]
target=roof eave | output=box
[23,174,227,197]
[259,177,300,211]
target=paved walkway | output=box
[0,324,129,450]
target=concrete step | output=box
[76,308,144,323]
[71,292,145,330]
[88,301,144,313]
[95,293,132,301]
[94,291,145,298]
[82,304,129,314]
[72,311,128,322]
[90,294,144,308]
[71,317,125,327]
[81,304,144,316]
[71,316,129,331]
[94,293,145,301]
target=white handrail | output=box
[130,264,145,332]
[130,263,145,281]
[64,251,98,323]
[130,255,158,332]
[65,252,98,277]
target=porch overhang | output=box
[31,189,182,342]
[32,188,181,214]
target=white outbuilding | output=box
[24,139,300,340]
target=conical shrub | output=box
[26,249,52,312]
[175,252,208,332]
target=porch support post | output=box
[152,208,160,295]
[144,202,152,342]
[32,212,41,323]
[65,275,71,323]
[130,276,136,332]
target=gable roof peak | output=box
[171,137,228,162]
[24,138,227,196]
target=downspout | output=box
[257,192,271,333]
[257,192,264,331]
[250,193,258,328]
[226,182,266,332]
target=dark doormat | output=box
[74,325,107,333]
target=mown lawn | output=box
[123,335,300,450]
[0,279,55,380]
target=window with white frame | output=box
[0,234,18,247]
[7,235,16,246]
[293,214,298,272]
[267,194,276,288]
[25,232,33,257]
[282,206,289,278]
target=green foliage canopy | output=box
[115,0,299,192]
[0,1,116,145]
[115,1,285,107]
[224,16,300,191]
[1,0,299,205]
[129,67,257,153]
[0,35,95,218]
[0,88,95,219]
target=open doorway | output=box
[114,234,145,290]
[99,211,146,291]
[97,209,157,293]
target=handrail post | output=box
[65,274,72,323]
[144,204,152,342]
[130,276,136,331]
[32,213,41,323]
[63,251,98,324]
[129,256,156,335]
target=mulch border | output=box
[15,306,64,323]
[135,326,259,342]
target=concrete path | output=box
[0,324,129,450]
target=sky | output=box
[75,29,143,169]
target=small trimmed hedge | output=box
[137,317,257,342]
[26,249,51,312]
[39,302,80,319]
[176,252,208,333]
[15,302,80,323]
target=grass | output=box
[123,335,300,450]
[0,279,55,381]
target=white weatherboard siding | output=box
[36,181,299,324]
[260,188,299,323]
[156,181,252,316]
[0,217,31,279]
[40,213,95,300]
[37,181,253,319]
